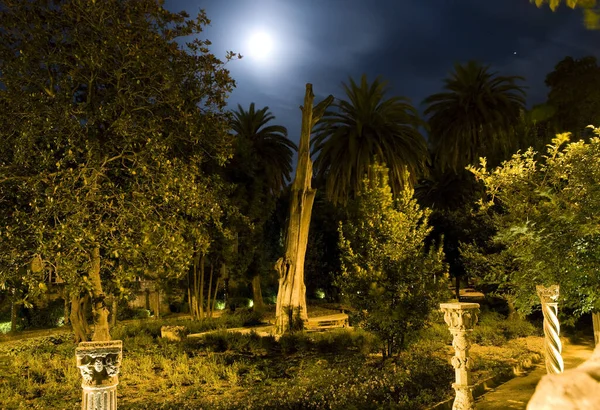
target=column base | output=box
[82,384,117,410]
[452,383,476,410]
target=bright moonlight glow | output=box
[247,31,273,60]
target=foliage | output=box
[313,74,428,205]
[338,163,449,356]
[424,61,526,173]
[0,0,237,339]
[469,129,600,317]
[545,56,600,138]
[530,0,600,29]
[227,103,296,308]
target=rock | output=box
[160,325,186,341]
[527,343,600,410]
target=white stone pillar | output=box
[76,340,123,410]
[441,302,480,410]
[536,285,564,374]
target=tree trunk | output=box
[155,288,161,320]
[507,298,518,320]
[212,277,220,315]
[207,263,214,318]
[82,294,92,336]
[10,298,17,333]
[593,311,600,346]
[89,246,111,341]
[111,296,117,327]
[252,274,265,313]
[63,294,70,325]
[199,255,205,318]
[70,293,88,343]
[274,84,333,334]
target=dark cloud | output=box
[166,0,600,147]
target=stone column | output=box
[76,340,123,410]
[537,285,564,374]
[441,302,480,410]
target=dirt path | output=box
[476,340,595,409]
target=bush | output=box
[21,299,65,329]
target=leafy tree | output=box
[229,103,296,312]
[530,0,600,29]
[468,129,600,335]
[0,0,236,341]
[545,56,600,138]
[313,74,428,205]
[424,61,526,173]
[338,163,448,357]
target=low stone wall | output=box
[527,343,600,409]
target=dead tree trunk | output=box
[89,246,111,341]
[274,84,333,334]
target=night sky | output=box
[166,0,600,147]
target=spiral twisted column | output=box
[441,302,480,410]
[536,285,564,374]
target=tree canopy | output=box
[468,129,600,317]
[338,163,448,356]
[0,0,236,341]
[313,74,428,205]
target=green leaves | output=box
[469,128,600,315]
[338,163,448,355]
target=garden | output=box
[1,1,600,409]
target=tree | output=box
[530,0,600,29]
[469,129,600,342]
[313,74,428,205]
[274,84,333,333]
[545,56,600,138]
[338,163,448,357]
[0,0,236,342]
[229,103,296,312]
[424,61,526,173]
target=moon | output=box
[247,31,273,60]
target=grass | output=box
[0,309,544,409]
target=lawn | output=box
[0,309,544,410]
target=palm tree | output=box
[424,61,526,172]
[312,74,428,205]
[231,103,297,193]
[229,103,297,312]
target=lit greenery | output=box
[530,0,600,29]
[468,129,600,316]
[0,0,236,340]
[338,163,449,356]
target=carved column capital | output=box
[440,302,480,332]
[76,340,122,409]
[536,285,560,304]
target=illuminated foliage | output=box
[531,0,600,29]
[0,0,236,340]
[468,129,600,317]
[338,163,448,356]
